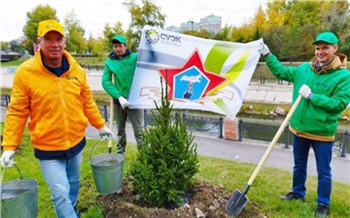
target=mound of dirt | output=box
[98,178,265,218]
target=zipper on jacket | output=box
[58,77,71,148]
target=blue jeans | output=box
[292,135,333,206]
[39,151,82,218]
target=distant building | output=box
[199,14,222,33]
[166,25,183,33]
[166,14,222,33]
[180,21,200,32]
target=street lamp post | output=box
[188,20,194,31]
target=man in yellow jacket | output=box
[0,20,113,218]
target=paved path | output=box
[84,122,350,184]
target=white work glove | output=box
[299,84,313,100]
[98,126,114,141]
[1,150,15,168]
[259,42,270,57]
[118,96,128,109]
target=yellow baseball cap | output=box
[38,20,65,37]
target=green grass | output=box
[1,55,31,66]
[73,56,108,65]
[1,123,349,217]
[1,59,24,66]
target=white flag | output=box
[128,25,262,118]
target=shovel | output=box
[108,74,115,154]
[225,95,302,217]
[106,74,124,154]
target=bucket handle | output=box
[89,140,102,160]
[1,164,24,181]
[89,140,124,160]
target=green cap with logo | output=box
[312,32,338,45]
[112,35,127,44]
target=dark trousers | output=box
[114,102,143,151]
[292,135,333,206]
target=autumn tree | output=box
[86,34,95,54]
[64,10,87,54]
[103,22,125,44]
[231,22,255,43]
[183,28,212,39]
[213,25,232,41]
[250,5,268,40]
[250,0,350,60]
[9,40,25,54]
[229,4,267,43]
[284,0,322,28]
[123,0,166,51]
[23,4,59,54]
[265,0,288,26]
[85,35,97,63]
[92,37,109,61]
[278,27,306,62]
[319,0,350,53]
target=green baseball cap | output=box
[312,32,338,45]
[112,35,127,44]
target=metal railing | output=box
[144,110,224,138]
[0,95,10,107]
[1,95,349,157]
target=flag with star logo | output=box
[128,25,262,118]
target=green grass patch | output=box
[73,56,108,65]
[1,55,31,66]
[1,123,349,218]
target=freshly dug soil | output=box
[98,178,265,218]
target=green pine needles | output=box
[130,73,199,208]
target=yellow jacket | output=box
[2,50,105,151]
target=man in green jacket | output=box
[259,32,350,217]
[102,35,143,152]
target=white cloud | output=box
[0,0,268,42]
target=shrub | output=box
[129,74,199,208]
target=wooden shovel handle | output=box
[247,95,302,185]
[108,74,115,152]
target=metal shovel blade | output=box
[225,189,249,217]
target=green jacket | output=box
[266,53,350,140]
[102,50,138,99]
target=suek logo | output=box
[145,29,181,45]
[145,29,159,44]
[66,75,78,80]
[159,33,181,43]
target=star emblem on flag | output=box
[158,49,227,100]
